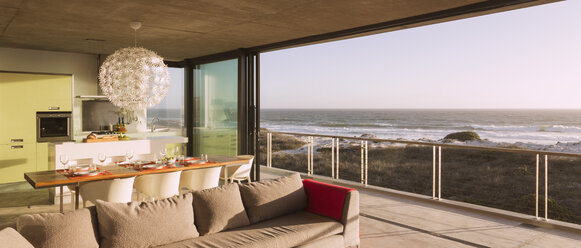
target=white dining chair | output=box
[134,171,181,201]
[133,153,155,161]
[220,155,254,183]
[67,158,94,210]
[107,155,126,164]
[78,177,135,207]
[179,167,221,193]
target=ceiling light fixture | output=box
[98,22,170,111]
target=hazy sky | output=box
[261,1,581,109]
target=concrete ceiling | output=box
[0,0,560,61]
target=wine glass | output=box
[59,154,69,171]
[159,147,167,160]
[125,150,134,162]
[98,152,107,167]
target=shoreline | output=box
[270,132,581,155]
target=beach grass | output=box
[259,132,581,225]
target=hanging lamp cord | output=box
[134,28,137,47]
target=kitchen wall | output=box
[0,47,98,136]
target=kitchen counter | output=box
[73,130,182,142]
[50,136,187,170]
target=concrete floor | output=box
[2,173,581,247]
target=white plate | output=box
[74,170,100,176]
[142,164,165,169]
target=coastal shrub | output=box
[444,131,481,141]
[259,129,306,153]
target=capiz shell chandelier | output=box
[99,22,170,111]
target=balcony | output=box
[261,169,581,247]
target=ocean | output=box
[260,109,581,145]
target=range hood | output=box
[76,95,108,99]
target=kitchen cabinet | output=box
[32,74,72,111]
[0,143,36,183]
[0,72,36,144]
[0,72,72,183]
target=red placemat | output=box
[184,161,217,167]
[117,161,155,168]
[138,164,172,171]
[62,170,112,179]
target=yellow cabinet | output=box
[33,74,72,112]
[0,73,36,144]
[0,143,36,183]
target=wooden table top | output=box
[24,155,249,189]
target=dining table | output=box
[24,155,250,213]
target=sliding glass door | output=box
[192,59,238,156]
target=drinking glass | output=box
[125,150,134,161]
[98,152,107,167]
[177,154,185,165]
[59,154,69,170]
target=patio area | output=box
[0,170,580,247]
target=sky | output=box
[260,0,581,109]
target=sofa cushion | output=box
[238,173,307,223]
[155,211,343,248]
[192,183,249,235]
[95,193,198,248]
[0,227,34,248]
[16,207,99,248]
[302,179,355,221]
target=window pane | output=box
[193,59,238,156]
[146,67,185,136]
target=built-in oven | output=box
[36,112,72,142]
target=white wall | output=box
[0,47,98,136]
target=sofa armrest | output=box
[302,179,360,247]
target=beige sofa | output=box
[0,173,359,248]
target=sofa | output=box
[0,173,359,248]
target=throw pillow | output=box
[95,193,198,248]
[0,227,34,248]
[238,173,307,223]
[191,183,250,235]
[17,207,99,248]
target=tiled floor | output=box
[1,172,581,247]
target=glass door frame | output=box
[185,49,260,180]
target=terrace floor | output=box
[0,170,580,247]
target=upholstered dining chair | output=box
[134,171,181,201]
[220,155,254,183]
[67,158,94,210]
[179,167,221,193]
[78,177,135,207]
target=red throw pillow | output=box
[302,179,355,221]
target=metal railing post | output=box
[331,138,335,179]
[365,140,368,186]
[267,133,272,168]
[438,146,442,200]
[535,154,539,220]
[307,136,311,175]
[360,141,364,184]
[336,138,340,180]
[311,137,315,175]
[545,154,548,221]
[433,146,436,199]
